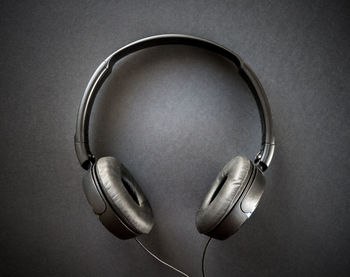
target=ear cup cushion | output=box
[95,157,154,234]
[196,156,252,235]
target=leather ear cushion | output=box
[196,156,252,235]
[95,157,154,235]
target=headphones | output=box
[74,34,275,241]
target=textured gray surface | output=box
[0,0,349,276]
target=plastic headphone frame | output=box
[74,34,275,171]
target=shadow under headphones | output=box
[74,34,275,241]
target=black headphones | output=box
[74,34,275,241]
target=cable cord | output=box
[201,237,212,277]
[134,238,190,277]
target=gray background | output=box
[0,0,349,276]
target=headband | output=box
[74,34,275,171]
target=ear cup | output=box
[196,156,253,237]
[95,157,154,235]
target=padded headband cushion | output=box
[95,157,154,234]
[196,156,252,235]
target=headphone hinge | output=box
[74,138,95,170]
[254,151,268,172]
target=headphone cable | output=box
[134,238,190,277]
[201,237,212,277]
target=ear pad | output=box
[196,156,253,237]
[95,157,154,235]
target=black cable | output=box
[134,238,190,277]
[201,237,212,277]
